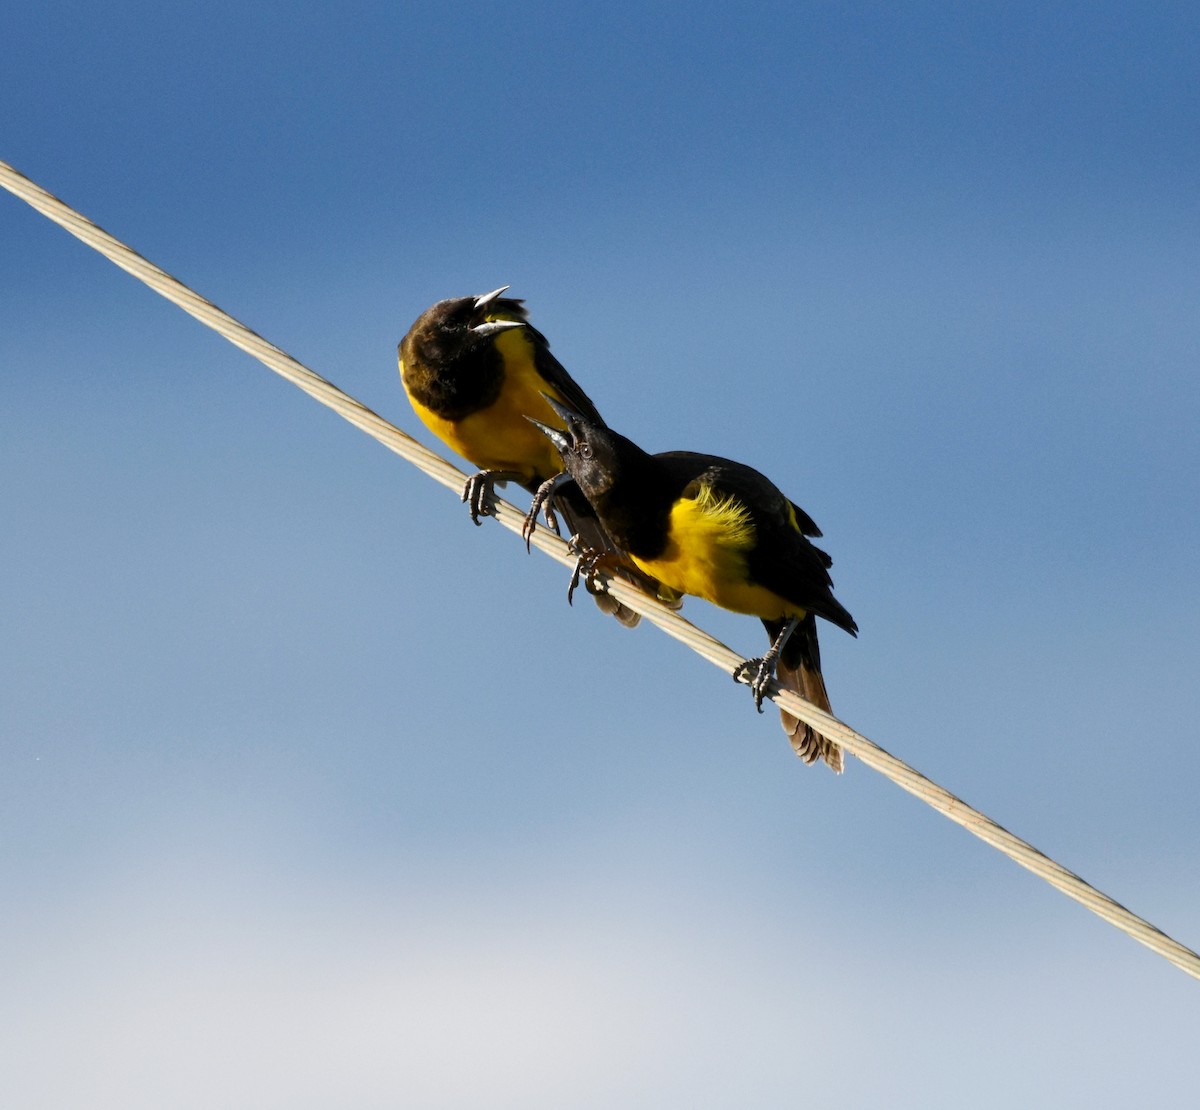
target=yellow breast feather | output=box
[403,328,564,482]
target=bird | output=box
[398,287,646,625]
[529,397,857,771]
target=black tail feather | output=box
[765,614,843,773]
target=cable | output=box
[3,157,1197,982]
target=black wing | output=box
[657,452,856,636]
[531,335,607,427]
[489,297,607,427]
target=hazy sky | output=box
[3,3,1198,1106]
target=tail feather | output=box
[769,614,844,773]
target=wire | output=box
[3,157,1197,982]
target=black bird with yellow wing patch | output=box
[531,398,857,772]
[398,287,644,625]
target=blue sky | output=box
[3,3,1198,1105]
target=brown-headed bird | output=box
[398,287,644,625]
[531,397,857,771]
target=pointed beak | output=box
[471,319,524,337]
[541,394,581,426]
[473,285,510,310]
[539,394,590,448]
[526,416,572,457]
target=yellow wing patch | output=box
[630,481,805,620]
[688,482,757,550]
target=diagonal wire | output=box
[2,157,1197,982]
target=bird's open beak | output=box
[526,416,572,456]
[547,393,578,420]
[471,319,523,337]
[473,285,510,310]
[540,395,590,446]
[471,286,522,336]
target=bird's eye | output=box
[579,443,593,460]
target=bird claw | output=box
[568,546,615,606]
[732,616,795,714]
[462,469,522,526]
[462,472,496,526]
[522,474,569,550]
[732,656,774,713]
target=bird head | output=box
[398,285,526,366]
[528,396,621,501]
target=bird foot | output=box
[521,473,570,550]
[462,470,519,526]
[732,655,776,713]
[568,546,623,606]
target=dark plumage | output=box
[533,400,857,771]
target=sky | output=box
[2,2,1199,1105]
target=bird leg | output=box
[462,469,521,526]
[521,472,573,550]
[733,616,799,713]
[567,546,626,607]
